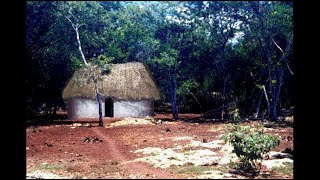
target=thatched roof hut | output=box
[62,62,160,119]
[62,62,160,100]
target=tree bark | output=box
[252,2,292,121]
[96,92,103,126]
[189,90,201,107]
[66,15,103,126]
[262,85,271,119]
[270,67,284,121]
[255,92,263,118]
[169,67,178,120]
[93,71,104,126]
[75,26,88,66]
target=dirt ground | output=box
[26,113,293,179]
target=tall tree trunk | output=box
[66,16,103,126]
[221,78,226,120]
[96,92,103,126]
[253,3,292,122]
[255,92,263,118]
[93,72,103,126]
[258,36,276,121]
[218,31,232,120]
[75,27,88,66]
[169,67,178,120]
[270,34,292,121]
[262,85,271,119]
[189,90,201,108]
[271,67,284,121]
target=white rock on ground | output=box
[268,151,293,159]
[134,148,221,168]
[172,136,193,141]
[262,158,293,169]
[26,171,69,179]
[163,121,177,124]
[217,143,239,165]
[188,139,225,149]
[134,147,163,155]
[133,138,241,169]
[133,136,292,177]
[218,154,238,165]
[109,117,154,127]
[219,143,233,153]
[70,123,82,127]
[185,149,220,166]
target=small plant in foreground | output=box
[232,108,241,121]
[222,124,280,176]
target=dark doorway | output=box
[105,97,113,117]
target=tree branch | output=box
[270,35,284,54]
[78,23,86,29]
[188,90,201,107]
[65,16,75,30]
[65,15,88,65]
[279,33,294,75]
[250,71,260,83]
[285,62,294,75]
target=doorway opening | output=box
[105,97,113,117]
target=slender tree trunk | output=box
[255,92,263,118]
[262,85,271,119]
[74,27,88,66]
[67,16,103,126]
[271,67,284,121]
[189,90,201,107]
[221,78,226,120]
[270,34,292,120]
[258,37,276,121]
[169,67,178,120]
[218,39,229,120]
[93,71,103,126]
[172,69,178,120]
[96,92,103,126]
[252,4,293,122]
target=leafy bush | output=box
[222,124,280,176]
[232,108,241,121]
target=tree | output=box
[26,1,73,116]
[152,1,192,119]
[153,48,179,119]
[26,1,293,121]
[63,2,113,126]
[26,1,117,117]
[183,1,293,119]
[243,2,293,120]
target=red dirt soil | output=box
[26,113,293,179]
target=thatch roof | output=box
[62,62,160,100]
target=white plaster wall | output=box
[114,100,154,118]
[67,97,105,119]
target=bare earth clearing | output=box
[26,113,293,179]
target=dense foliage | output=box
[222,124,280,175]
[26,1,293,120]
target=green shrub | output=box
[222,124,280,176]
[232,109,241,121]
